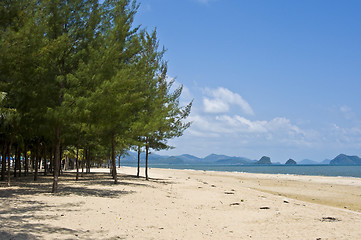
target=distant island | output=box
[285,159,297,165]
[330,154,361,165]
[120,152,361,166]
[255,156,272,165]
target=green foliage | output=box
[1,0,192,186]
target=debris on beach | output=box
[259,206,270,209]
[320,217,341,222]
[224,191,235,195]
[230,202,240,206]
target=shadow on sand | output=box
[0,170,174,239]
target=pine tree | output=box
[130,31,192,180]
[85,0,143,184]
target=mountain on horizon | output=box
[119,152,360,166]
[119,152,254,165]
[330,154,361,165]
[255,156,272,165]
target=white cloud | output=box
[191,114,304,138]
[203,98,229,113]
[203,87,254,115]
[161,83,361,161]
[328,124,361,146]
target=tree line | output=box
[0,0,191,193]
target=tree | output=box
[31,0,103,193]
[143,76,192,180]
[131,31,192,180]
[0,0,192,190]
[85,0,143,184]
[0,92,20,186]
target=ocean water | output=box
[121,164,361,178]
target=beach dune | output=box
[1,167,361,239]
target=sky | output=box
[133,0,361,162]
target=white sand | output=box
[1,167,361,239]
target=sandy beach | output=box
[1,167,361,239]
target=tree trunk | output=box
[76,146,79,181]
[81,148,85,177]
[7,148,11,187]
[59,145,63,176]
[14,147,20,177]
[145,138,149,181]
[86,148,90,173]
[14,147,18,178]
[18,148,21,177]
[1,143,7,181]
[24,147,28,176]
[43,144,47,176]
[111,133,117,184]
[137,145,140,178]
[118,154,121,168]
[7,138,13,187]
[52,126,61,193]
[34,141,40,181]
[39,146,43,171]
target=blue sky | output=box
[133,0,361,162]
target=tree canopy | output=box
[0,0,191,192]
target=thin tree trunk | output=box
[18,147,21,177]
[7,138,13,187]
[52,126,61,193]
[145,138,149,181]
[24,147,28,176]
[7,148,11,187]
[111,133,117,184]
[81,148,85,177]
[43,144,47,176]
[86,148,90,173]
[39,146,43,171]
[14,146,18,178]
[14,147,20,177]
[137,145,140,178]
[76,146,79,181]
[59,145,63,176]
[1,143,7,181]
[118,154,121,168]
[34,141,40,181]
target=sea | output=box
[120,164,361,178]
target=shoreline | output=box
[120,163,361,179]
[1,167,361,239]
